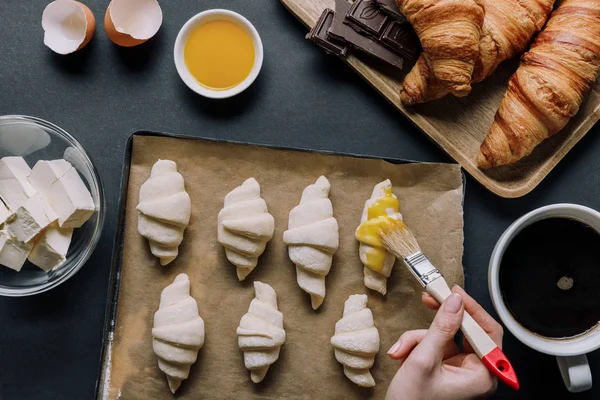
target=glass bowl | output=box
[0,115,105,296]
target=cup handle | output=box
[556,355,592,393]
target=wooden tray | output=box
[281,0,600,198]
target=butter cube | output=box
[0,200,11,225]
[29,160,95,228]
[0,156,37,210]
[28,222,73,272]
[7,193,57,243]
[28,160,71,192]
[0,230,33,271]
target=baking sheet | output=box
[99,132,465,399]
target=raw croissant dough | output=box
[237,281,286,383]
[152,273,205,393]
[356,180,402,295]
[218,178,275,281]
[137,160,191,266]
[331,294,380,387]
[283,176,339,310]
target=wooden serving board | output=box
[281,0,600,198]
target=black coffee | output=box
[500,217,600,338]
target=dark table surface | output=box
[1,0,599,399]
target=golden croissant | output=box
[478,0,600,168]
[397,0,485,105]
[400,0,554,105]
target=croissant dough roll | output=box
[400,0,555,104]
[237,281,286,383]
[398,0,485,105]
[355,180,403,295]
[478,0,600,168]
[218,178,275,281]
[137,160,191,266]
[283,176,339,310]
[331,294,380,388]
[152,274,205,393]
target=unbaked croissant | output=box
[400,0,554,104]
[398,0,485,105]
[152,274,205,393]
[218,178,275,281]
[237,281,286,383]
[478,0,600,168]
[355,180,402,295]
[331,294,380,388]
[137,160,191,266]
[283,176,339,310]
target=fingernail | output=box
[387,340,402,355]
[452,285,465,293]
[444,293,463,314]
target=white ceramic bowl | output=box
[174,9,264,99]
[0,115,105,297]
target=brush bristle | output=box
[380,219,421,259]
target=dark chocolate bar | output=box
[305,9,348,57]
[329,0,414,73]
[381,20,420,60]
[346,0,389,38]
[376,0,405,21]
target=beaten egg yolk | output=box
[184,20,255,91]
[355,187,400,272]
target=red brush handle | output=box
[482,347,520,390]
[426,278,520,390]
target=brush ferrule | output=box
[404,252,443,287]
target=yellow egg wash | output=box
[355,187,400,272]
[184,20,255,90]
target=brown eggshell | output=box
[104,4,147,47]
[76,1,96,50]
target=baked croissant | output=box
[478,0,600,168]
[283,176,339,310]
[152,273,205,393]
[355,180,402,295]
[400,0,554,104]
[398,0,485,105]
[218,178,275,281]
[237,281,286,383]
[331,294,380,388]
[137,160,191,266]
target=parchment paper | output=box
[103,134,464,399]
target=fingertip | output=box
[387,340,403,357]
[422,292,441,310]
[452,285,465,294]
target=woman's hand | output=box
[385,285,503,400]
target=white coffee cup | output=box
[488,204,600,393]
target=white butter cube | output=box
[7,193,57,242]
[28,222,73,272]
[0,200,11,225]
[0,230,33,271]
[0,156,37,210]
[28,160,72,192]
[29,160,95,228]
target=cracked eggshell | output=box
[42,0,96,55]
[104,0,162,47]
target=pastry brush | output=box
[380,219,519,391]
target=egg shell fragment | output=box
[42,0,96,55]
[104,0,162,47]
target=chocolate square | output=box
[381,20,420,59]
[346,0,389,38]
[306,9,348,57]
[376,0,405,21]
[329,0,413,73]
